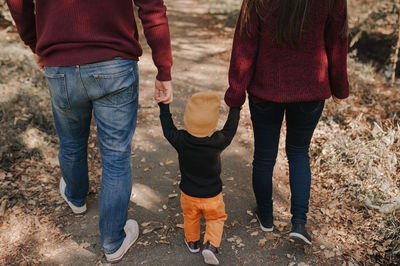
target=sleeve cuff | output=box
[158,102,170,112]
[156,66,172,81]
[28,42,37,54]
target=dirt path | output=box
[0,0,347,265]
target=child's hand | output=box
[332,95,342,104]
[155,80,174,104]
[35,54,45,72]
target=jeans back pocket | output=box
[45,73,70,110]
[93,67,137,106]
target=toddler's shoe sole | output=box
[202,249,219,265]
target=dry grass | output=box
[309,56,400,263]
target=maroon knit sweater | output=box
[225,0,349,107]
[6,0,172,81]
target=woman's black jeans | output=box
[249,98,325,226]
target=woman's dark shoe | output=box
[289,223,312,245]
[255,208,274,232]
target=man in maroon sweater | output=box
[7,0,173,262]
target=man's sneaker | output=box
[184,238,200,253]
[255,208,273,232]
[59,177,87,215]
[105,219,139,263]
[201,241,219,265]
[289,223,312,245]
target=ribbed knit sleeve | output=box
[6,0,37,53]
[224,5,260,108]
[135,0,173,81]
[158,103,182,150]
[324,0,349,99]
[219,107,240,148]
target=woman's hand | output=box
[35,54,45,72]
[332,95,342,104]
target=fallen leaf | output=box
[257,238,267,247]
[250,219,257,223]
[226,177,234,181]
[157,240,170,244]
[141,222,151,227]
[227,236,237,242]
[165,160,174,165]
[0,171,5,181]
[324,250,335,259]
[137,241,150,246]
[80,241,91,249]
[176,224,184,229]
[274,221,288,231]
[246,210,253,216]
[168,193,178,199]
[251,231,259,236]
[143,228,154,234]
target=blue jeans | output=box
[45,58,138,254]
[249,98,324,226]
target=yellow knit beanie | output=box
[184,92,220,138]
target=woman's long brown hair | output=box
[239,0,347,46]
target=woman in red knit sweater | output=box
[225,0,349,244]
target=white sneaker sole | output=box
[289,232,312,245]
[106,220,139,263]
[255,213,273,232]
[59,178,87,215]
[184,239,200,253]
[202,249,219,265]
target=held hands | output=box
[35,54,45,72]
[155,80,173,104]
[332,95,342,104]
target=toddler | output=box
[158,92,240,265]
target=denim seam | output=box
[76,65,90,100]
[93,67,134,79]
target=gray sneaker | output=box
[105,219,139,263]
[59,177,87,215]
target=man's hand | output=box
[332,95,342,104]
[35,54,45,72]
[155,80,173,104]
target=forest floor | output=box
[0,0,399,265]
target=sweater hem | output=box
[180,186,222,199]
[43,47,139,67]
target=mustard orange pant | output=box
[181,191,227,248]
